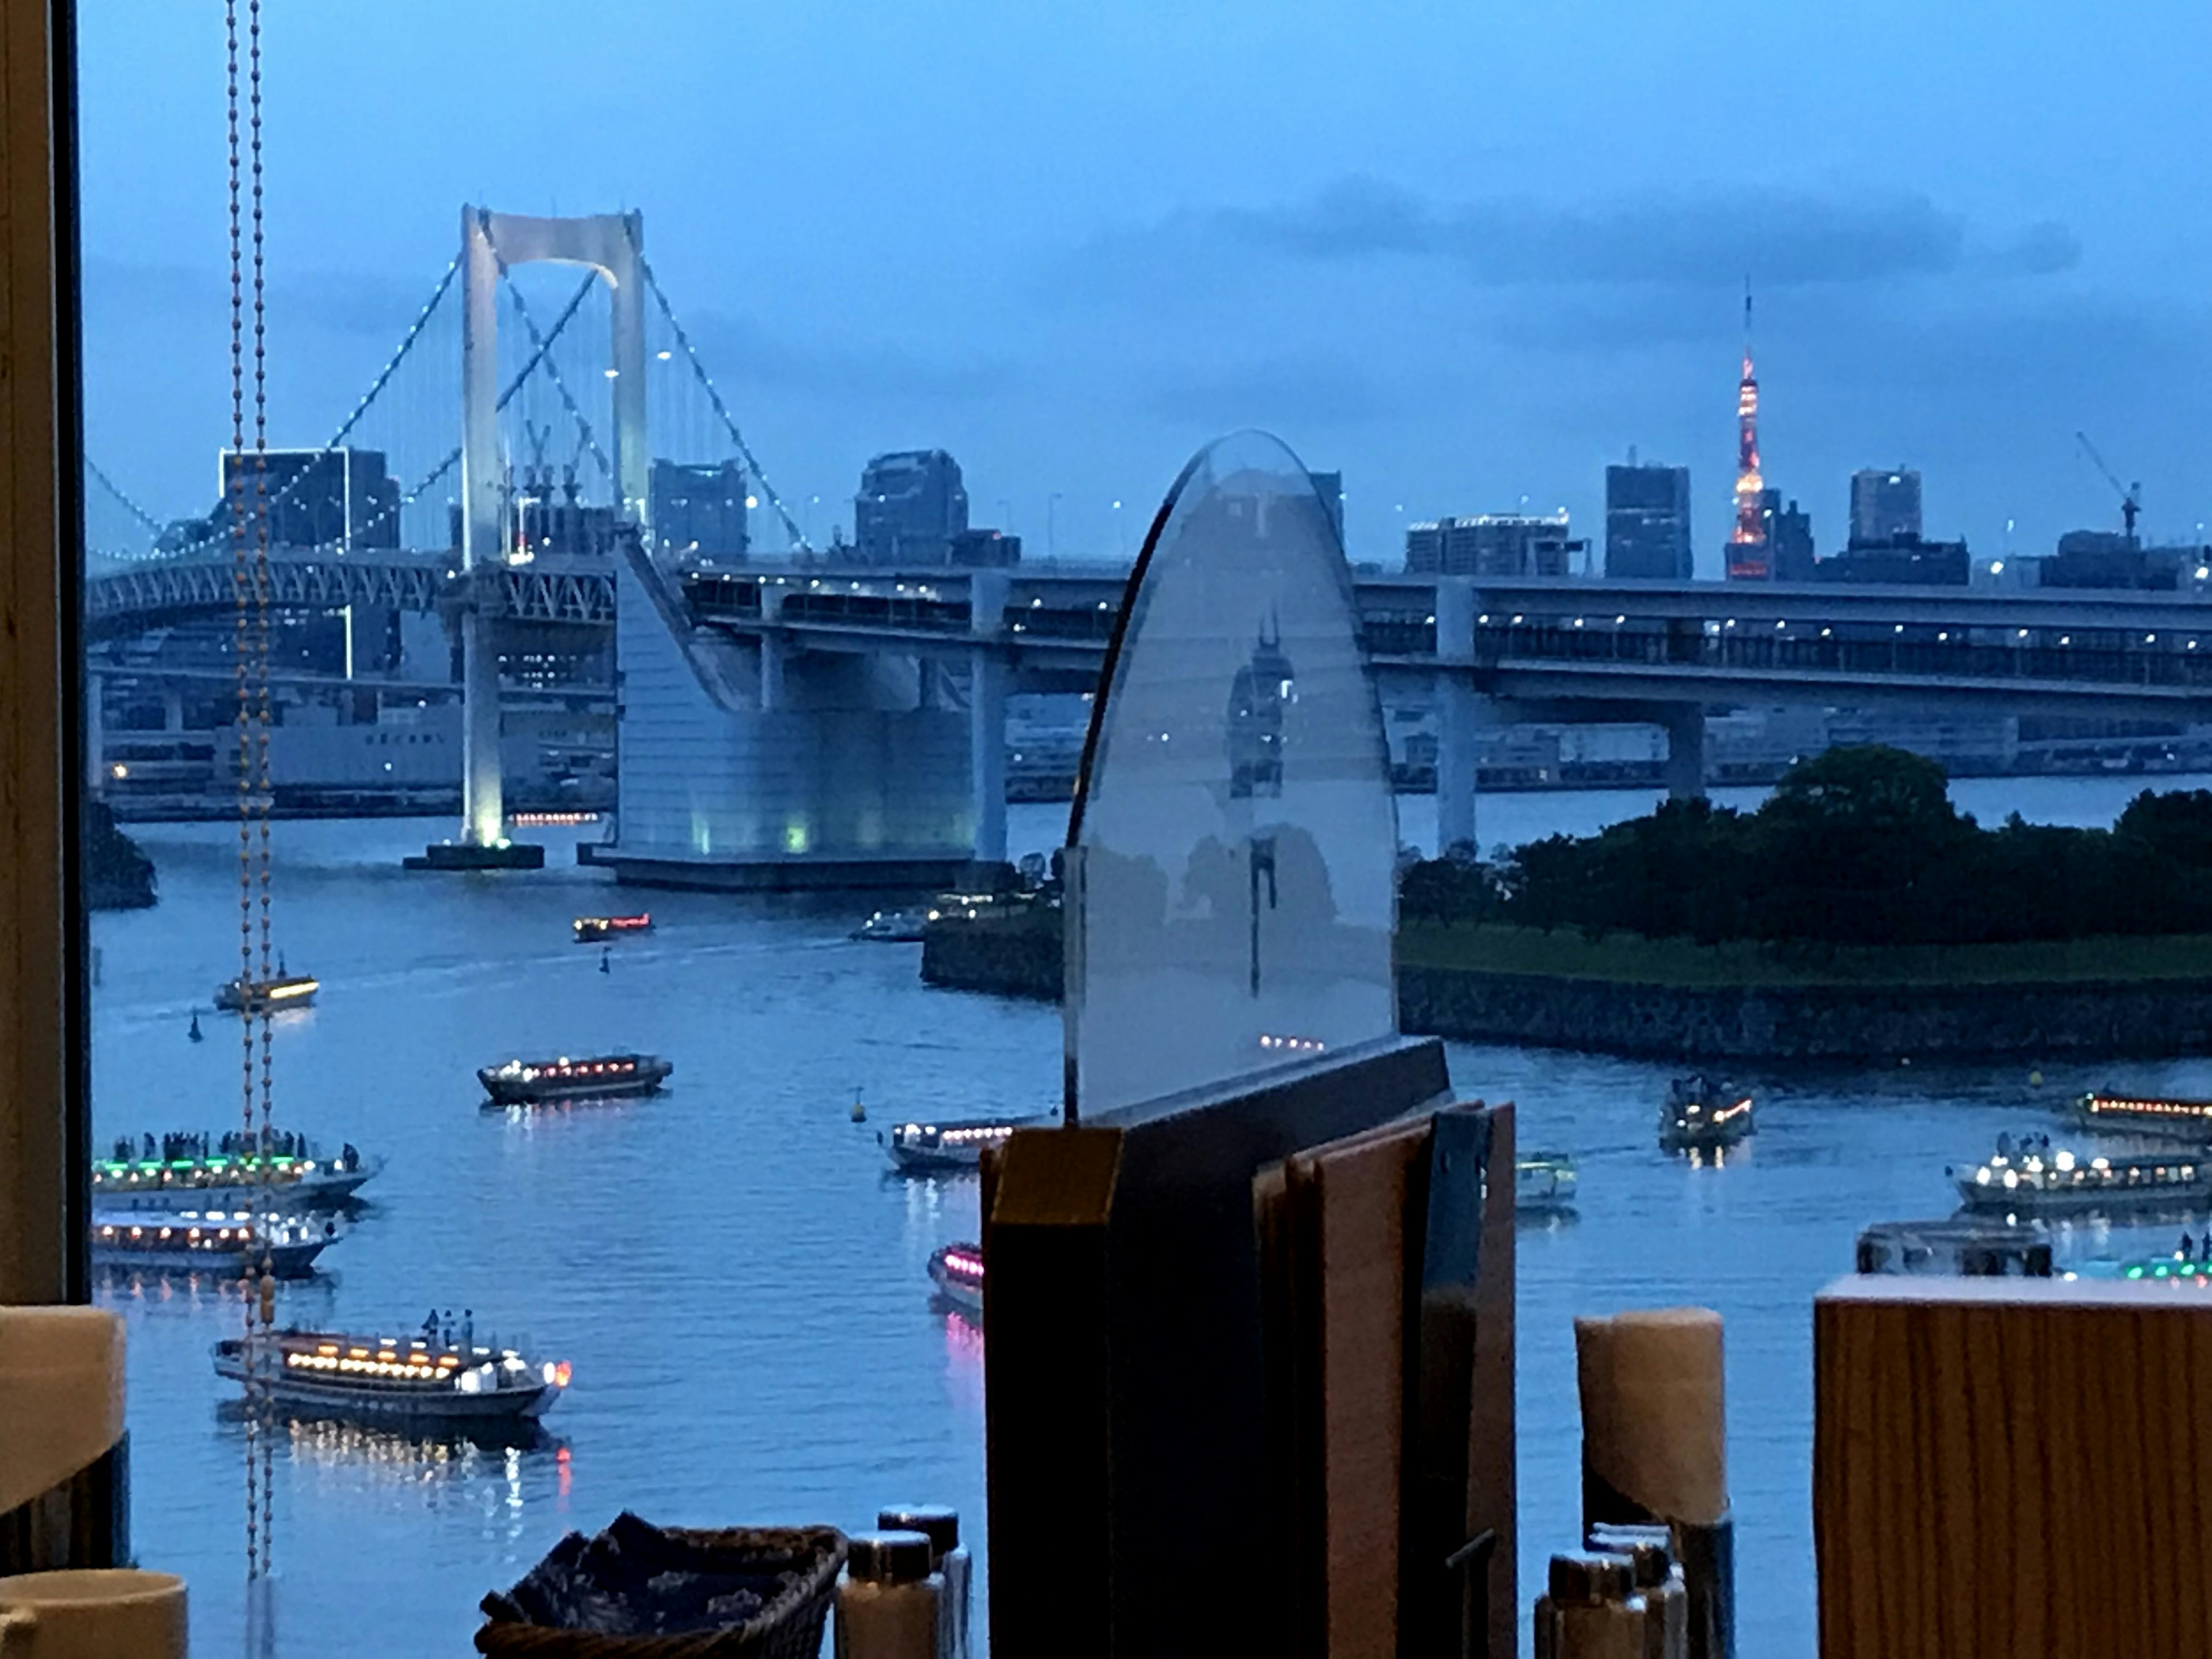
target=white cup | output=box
[0,1570,185,1659]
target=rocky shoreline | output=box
[921,909,2212,1060]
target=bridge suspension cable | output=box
[323,253,460,453]
[334,270,606,549]
[631,245,812,552]
[84,457,166,541]
[102,255,467,562]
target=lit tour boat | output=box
[573,912,652,944]
[478,1052,673,1106]
[1516,1152,1580,1217]
[853,908,929,943]
[2076,1091,2212,1139]
[927,1243,984,1319]
[1658,1075,1756,1153]
[214,972,320,1014]
[2118,1254,2212,1287]
[884,1116,1043,1174]
[212,1325,571,1428]
[1950,1139,2212,1217]
[93,1134,378,1212]
[94,1210,342,1278]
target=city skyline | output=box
[73,1,2212,573]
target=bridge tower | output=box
[437,206,647,865]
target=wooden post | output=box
[0,0,85,1309]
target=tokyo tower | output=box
[1728,282,1770,580]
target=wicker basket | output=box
[476,1517,847,1659]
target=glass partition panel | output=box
[1066,430,1397,1119]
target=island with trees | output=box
[923,745,2212,1059]
[1399,745,2212,1059]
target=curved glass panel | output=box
[1066,430,1397,1119]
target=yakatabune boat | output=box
[93,1134,378,1212]
[1658,1075,1756,1153]
[884,1116,1041,1174]
[214,972,320,1014]
[94,1210,341,1278]
[573,912,652,944]
[927,1243,984,1319]
[478,1052,672,1105]
[2076,1091,2212,1139]
[213,1325,570,1428]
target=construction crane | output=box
[2074,431,2142,544]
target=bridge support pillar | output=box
[758,587,787,711]
[969,570,1010,867]
[1432,578,1478,854]
[1661,703,1706,802]
[461,608,505,844]
[85,671,105,797]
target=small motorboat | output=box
[573,912,652,944]
[853,908,928,942]
[1951,1135,2212,1217]
[213,1323,570,1430]
[884,1116,1041,1174]
[94,1210,341,1279]
[927,1243,984,1320]
[478,1052,672,1106]
[94,1132,378,1212]
[1516,1152,1579,1217]
[1658,1075,1755,1154]
[214,973,319,1015]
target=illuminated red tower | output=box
[1727,282,1770,580]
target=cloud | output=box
[671,308,1016,403]
[1078,177,2079,293]
[1138,351,1397,429]
[82,257,449,337]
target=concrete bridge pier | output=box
[461,607,504,844]
[969,570,1009,866]
[1660,703,1707,802]
[85,670,105,797]
[1432,578,1478,853]
[758,585,787,711]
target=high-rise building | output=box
[1728,287,1768,581]
[1404,513,1586,577]
[650,459,750,560]
[1768,495,1816,582]
[214,446,401,551]
[854,449,968,566]
[1849,467,1923,547]
[1604,460,1692,579]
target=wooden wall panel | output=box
[1817,1278,2212,1659]
[0,0,79,1308]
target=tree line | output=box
[1399,745,2212,948]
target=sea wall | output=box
[922,910,2212,1059]
[1397,966,2212,1061]
[921,912,1062,1001]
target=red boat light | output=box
[554,1361,572,1387]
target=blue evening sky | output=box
[75,1,2212,570]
